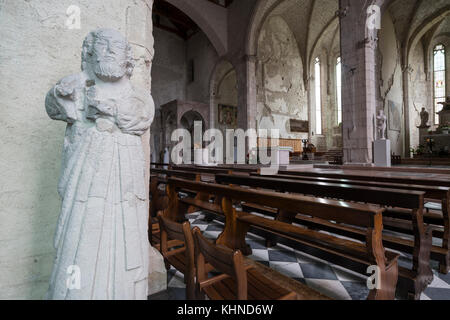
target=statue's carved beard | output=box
[94,61,126,82]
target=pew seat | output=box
[193,227,298,300]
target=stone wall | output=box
[408,43,430,150]
[0,0,156,299]
[151,27,187,162]
[186,31,218,104]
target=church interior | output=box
[1,0,450,303]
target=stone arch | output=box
[166,0,227,56]
[407,8,450,63]
[209,59,237,129]
[180,110,206,134]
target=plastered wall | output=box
[256,15,308,139]
[378,13,404,157]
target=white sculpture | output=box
[45,29,154,300]
[376,109,387,140]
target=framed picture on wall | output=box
[388,100,401,131]
[218,104,237,127]
[290,119,309,133]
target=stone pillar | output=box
[402,64,411,158]
[339,0,381,165]
[245,55,258,131]
[0,0,165,299]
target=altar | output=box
[422,134,450,153]
[418,97,450,151]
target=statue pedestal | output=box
[374,139,391,167]
[418,126,431,146]
[148,246,167,296]
[438,109,450,126]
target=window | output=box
[336,57,342,125]
[315,57,322,135]
[434,44,446,125]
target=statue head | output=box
[81,28,134,82]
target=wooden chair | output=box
[192,227,296,300]
[157,213,196,299]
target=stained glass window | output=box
[336,57,342,125]
[315,57,322,135]
[434,44,446,125]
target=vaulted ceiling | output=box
[153,0,200,40]
[206,0,234,8]
[386,0,450,57]
[263,0,340,72]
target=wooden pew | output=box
[215,174,433,299]
[158,213,196,299]
[171,164,256,176]
[149,169,200,246]
[193,227,298,300]
[314,164,450,175]
[276,169,450,275]
[251,172,450,275]
[278,169,450,187]
[165,177,399,300]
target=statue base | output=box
[374,139,391,167]
[148,246,167,296]
[418,126,431,146]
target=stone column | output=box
[245,55,258,131]
[125,1,167,297]
[0,0,165,299]
[339,0,381,165]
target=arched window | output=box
[315,57,322,135]
[434,44,446,125]
[336,57,342,125]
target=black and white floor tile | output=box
[150,212,450,301]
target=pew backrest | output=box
[216,174,425,210]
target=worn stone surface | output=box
[378,12,404,156]
[256,15,307,139]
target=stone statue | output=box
[419,108,429,128]
[45,29,154,300]
[376,109,387,140]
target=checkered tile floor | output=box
[150,212,450,300]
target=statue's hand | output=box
[55,76,79,100]
[86,86,100,108]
